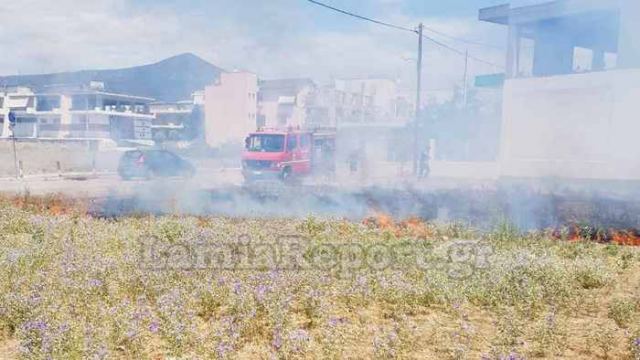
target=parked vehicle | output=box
[242,127,335,183]
[118,149,195,180]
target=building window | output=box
[36,96,61,112]
[72,95,90,111]
[604,52,617,70]
[257,115,266,128]
[573,47,593,72]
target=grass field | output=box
[0,196,639,359]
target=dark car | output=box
[118,149,195,180]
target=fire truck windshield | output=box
[247,134,285,152]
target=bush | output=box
[608,297,638,328]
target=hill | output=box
[0,53,223,102]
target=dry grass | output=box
[0,197,639,359]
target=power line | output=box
[421,33,505,69]
[421,26,504,50]
[305,0,417,34]
[304,0,505,69]
[305,0,503,50]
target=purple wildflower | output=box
[149,321,160,333]
[88,278,103,287]
[328,317,347,327]
[272,328,283,350]
[28,293,42,306]
[289,329,310,342]
[22,320,47,332]
[95,345,108,359]
[216,341,233,358]
[233,282,242,295]
[255,284,268,303]
[499,353,523,360]
[125,329,137,339]
[58,323,70,333]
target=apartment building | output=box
[204,72,258,147]
[307,78,412,127]
[0,87,36,138]
[150,100,196,142]
[257,78,315,128]
[0,82,154,143]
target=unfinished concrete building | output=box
[480,0,640,180]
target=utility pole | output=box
[8,111,19,179]
[413,23,423,176]
[462,49,469,106]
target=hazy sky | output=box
[0,0,507,97]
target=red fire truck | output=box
[242,127,335,182]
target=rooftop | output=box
[259,78,315,102]
[480,0,620,25]
[37,90,154,103]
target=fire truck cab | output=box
[242,127,335,182]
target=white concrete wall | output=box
[59,95,72,138]
[431,161,500,180]
[204,72,258,148]
[500,68,640,180]
[0,97,8,138]
[618,0,640,69]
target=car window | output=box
[160,151,180,163]
[248,134,285,152]
[123,151,142,160]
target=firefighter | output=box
[419,144,431,178]
[348,149,359,173]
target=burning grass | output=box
[0,199,639,359]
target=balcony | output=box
[71,105,154,119]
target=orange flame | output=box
[610,230,640,246]
[550,224,640,246]
[363,213,395,230]
[363,213,434,238]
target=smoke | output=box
[5,0,640,236]
[87,176,640,233]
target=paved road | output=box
[0,168,244,197]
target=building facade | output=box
[480,0,640,180]
[0,87,36,138]
[149,91,206,143]
[204,72,258,147]
[0,82,154,143]
[200,75,412,148]
[308,78,412,127]
[257,78,315,129]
